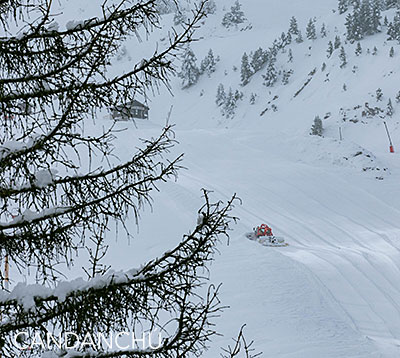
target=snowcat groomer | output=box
[245,224,288,247]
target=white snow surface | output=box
[6,0,400,357]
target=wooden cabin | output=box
[110,100,149,121]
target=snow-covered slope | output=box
[111,1,400,356]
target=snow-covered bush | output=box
[222,0,246,28]
[310,116,323,136]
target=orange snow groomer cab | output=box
[256,224,274,238]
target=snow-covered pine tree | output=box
[286,31,293,44]
[204,0,217,14]
[387,98,394,116]
[396,90,400,102]
[251,47,267,73]
[345,13,356,40]
[234,89,244,101]
[371,0,382,33]
[310,116,323,136]
[349,1,364,40]
[376,88,384,101]
[280,31,291,47]
[386,0,400,9]
[346,0,381,40]
[327,40,334,57]
[339,46,347,68]
[288,48,294,62]
[334,35,342,49]
[360,0,373,36]
[174,10,186,26]
[355,41,362,55]
[223,88,237,118]
[296,30,304,43]
[289,16,300,35]
[0,2,238,358]
[282,69,293,85]
[390,46,395,56]
[240,52,252,86]
[156,0,178,14]
[216,83,227,106]
[222,0,246,28]
[250,93,257,104]
[306,18,317,40]
[263,58,278,87]
[179,45,200,88]
[387,11,400,40]
[321,23,328,37]
[372,45,378,54]
[200,49,219,76]
[338,0,350,14]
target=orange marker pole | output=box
[384,121,395,153]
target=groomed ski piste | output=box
[21,0,400,356]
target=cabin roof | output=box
[112,100,149,111]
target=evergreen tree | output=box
[179,46,200,88]
[251,47,267,73]
[200,49,218,76]
[263,58,277,87]
[296,30,304,43]
[321,23,328,37]
[216,83,226,106]
[387,11,400,41]
[289,16,300,35]
[387,98,394,116]
[327,40,334,57]
[346,0,381,40]
[280,31,290,47]
[306,18,317,40]
[334,35,342,49]
[222,0,246,28]
[223,88,238,118]
[310,116,323,136]
[355,41,362,55]
[338,0,350,14]
[360,0,373,36]
[174,10,186,26]
[345,13,355,40]
[376,88,383,101]
[286,31,293,44]
[390,46,395,56]
[371,0,382,33]
[372,45,378,54]
[234,89,244,101]
[250,93,257,104]
[322,62,327,71]
[339,46,347,68]
[395,90,400,103]
[288,48,294,62]
[386,0,400,8]
[204,0,217,14]
[384,15,389,26]
[346,1,364,41]
[282,69,293,85]
[240,52,252,86]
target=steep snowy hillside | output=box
[107,1,400,357]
